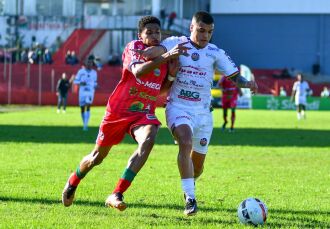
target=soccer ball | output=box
[237,198,268,226]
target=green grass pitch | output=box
[0,106,329,228]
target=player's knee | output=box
[178,137,192,150]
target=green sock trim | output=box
[76,167,86,179]
[121,168,136,182]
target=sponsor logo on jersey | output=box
[179,68,206,76]
[146,114,157,120]
[154,68,161,77]
[178,89,201,101]
[200,138,207,146]
[177,79,190,86]
[136,78,161,90]
[208,46,219,51]
[191,52,199,61]
[129,87,157,101]
[128,101,144,112]
[190,80,203,88]
[224,51,237,68]
[139,91,156,101]
[129,87,138,95]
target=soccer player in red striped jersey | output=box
[218,76,242,132]
[62,15,190,210]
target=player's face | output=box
[139,23,161,46]
[190,20,214,48]
[297,74,302,81]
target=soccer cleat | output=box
[62,175,77,207]
[229,127,235,133]
[184,198,198,216]
[105,192,127,211]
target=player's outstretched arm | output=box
[228,73,258,94]
[131,42,190,78]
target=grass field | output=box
[0,106,329,228]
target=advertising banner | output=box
[252,95,330,110]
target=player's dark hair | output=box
[192,11,214,24]
[138,16,161,33]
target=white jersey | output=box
[74,67,98,106]
[161,36,238,112]
[292,81,310,105]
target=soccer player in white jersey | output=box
[138,11,258,216]
[74,59,98,131]
[291,73,310,120]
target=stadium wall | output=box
[212,14,330,75]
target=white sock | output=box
[85,111,90,127]
[301,110,305,119]
[181,178,195,201]
[297,113,301,120]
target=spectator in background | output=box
[70,51,79,65]
[20,48,29,63]
[291,74,310,120]
[43,49,53,64]
[167,11,177,30]
[65,50,71,64]
[28,49,37,64]
[279,86,287,96]
[56,73,74,114]
[65,50,79,65]
[321,86,329,97]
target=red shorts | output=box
[96,112,161,147]
[222,98,237,109]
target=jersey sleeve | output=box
[73,69,83,85]
[161,36,187,52]
[122,40,146,72]
[215,49,239,78]
[292,82,297,91]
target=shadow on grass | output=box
[0,124,330,147]
[0,196,329,227]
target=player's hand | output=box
[56,92,59,96]
[168,58,180,77]
[167,41,191,58]
[248,81,258,94]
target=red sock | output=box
[69,173,81,187]
[113,178,132,194]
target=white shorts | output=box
[79,91,95,107]
[165,104,213,154]
[295,96,307,106]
